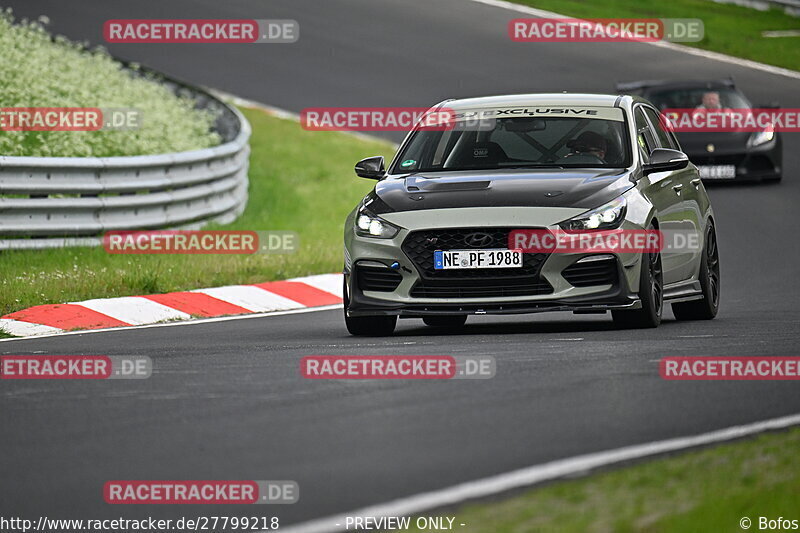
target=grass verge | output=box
[510,0,800,72]
[398,427,800,533]
[0,107,394,316]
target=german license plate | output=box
[698,165,736,179]
[434,249,522,270]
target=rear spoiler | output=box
[615,77,735,93]
[615,80,665,93]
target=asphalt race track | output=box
[2,0,800,528]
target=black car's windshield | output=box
[647,87,751,111]
[392,107,631,173]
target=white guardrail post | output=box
[0,80,251,250]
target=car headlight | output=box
[355,207,400,238]
[559,196,627,231]
[748,128,775,148]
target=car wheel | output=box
[672,223,720,320]
[343,275,397,336]
[422,315,468,328]
[612,237,663,329]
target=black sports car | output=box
[616,79,782,182]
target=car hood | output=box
[366,168,634,214]
[676,131,752,157]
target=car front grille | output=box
[402,227,553,298]
[409,278,552,298]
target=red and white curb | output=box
[0,274,343,338]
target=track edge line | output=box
[277,412,800,533]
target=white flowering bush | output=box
[0,10,220,157]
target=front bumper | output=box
[345,267,641,317]
[687,137,782,181]
[344,207,644,318]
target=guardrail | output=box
[0,72,251,250]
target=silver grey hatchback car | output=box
[343,94,720,335]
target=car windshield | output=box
[647,87,751,111]
[392,107,631,173]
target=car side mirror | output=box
[643,148,689,175]
[355,156,385,180]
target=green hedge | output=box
[0,10,220,157]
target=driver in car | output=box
[562,131,608,162]
[697,91,722,110]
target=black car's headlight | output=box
[355,207,400,238]
[747,128,775,148]
[559,196,627,231]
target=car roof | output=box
[441,93,623,110]
[616,79,736,93]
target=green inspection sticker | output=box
[400,159,416,167]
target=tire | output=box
[672,223,720,320]
[342,275,397,336]
[612,235,663,329]
[422,315,468,328]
